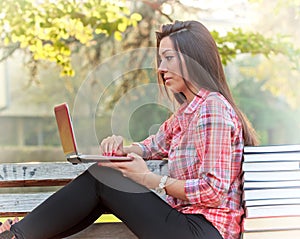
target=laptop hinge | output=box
[67,154,82,165]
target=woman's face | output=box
[158,36,197,102]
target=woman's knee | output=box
[87,164,150,193]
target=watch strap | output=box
[155,175,168,195]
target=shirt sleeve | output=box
[184,96,238,207]
[139,115,174,160]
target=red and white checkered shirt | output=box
[140,88,244,239]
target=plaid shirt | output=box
[140,88,244,239]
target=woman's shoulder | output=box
[199,92,240,124]
[203,92,233,110]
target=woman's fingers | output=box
[100,137,112,155]
[13,217,19,224]
[112,135,123,155]
[100,135,124,156]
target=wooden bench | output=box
[0,160,167,238]
[0,162,134,238]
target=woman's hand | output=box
[98,152,187,200]
[98,153,151,186]
[0,218,19,232]
[100,135,125,156]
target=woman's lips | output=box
[164,77,171,83]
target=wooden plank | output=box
[0,192,52,216]
[0,162,91,187]
[0,179,71,187]
[67,223,137,239]
[0,161,167,187]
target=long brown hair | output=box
[156,20,258,146]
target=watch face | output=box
[156,187,166,195]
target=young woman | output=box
[0,20,257,239]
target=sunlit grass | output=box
[0,214,121,224]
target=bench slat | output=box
[0,192,52,216]
[0,179,72,187]
[0,161,166,187]
[0,162,91,187]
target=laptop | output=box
[54,102,132,164]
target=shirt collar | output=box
[182,88,211,114]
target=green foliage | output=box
[129,104,170,142]
[1,0,298,78]
[228,54,300,145]
[212,28,300,69]
[0,0,142,76]
[232,77,300,144]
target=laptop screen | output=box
[54,103,78,157]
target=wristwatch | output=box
[155,175,168,195]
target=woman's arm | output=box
[123,144,143,157]
[143,173,188,201]
[183,96,243,207]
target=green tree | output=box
[0,0,142,78]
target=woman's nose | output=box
[158,60,167,74]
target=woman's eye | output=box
[166,56,174,61]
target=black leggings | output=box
[11,164,223,239]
